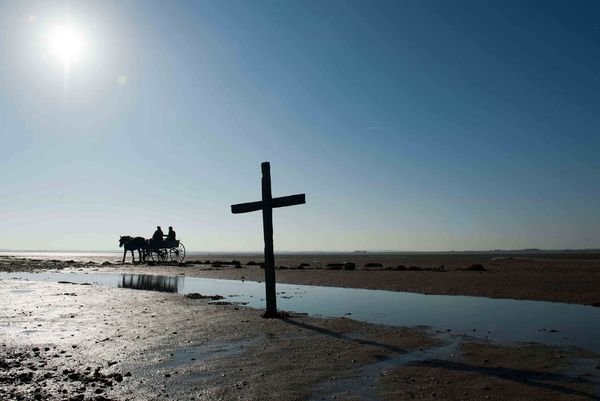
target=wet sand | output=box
[191,253,600,306]
[4,252,597,305]
[2,278,599,401]
[378,341,599,401]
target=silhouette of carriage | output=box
[145,239,186,264]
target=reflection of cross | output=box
[231,162,306,317]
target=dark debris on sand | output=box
[0,345,130,401]
[184,293,224,300]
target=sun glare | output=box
[46,23,87,66]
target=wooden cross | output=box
[231,162,306,317]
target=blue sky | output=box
[0,0,599,251]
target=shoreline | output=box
[3,253,599,306]
[1,278,599,400]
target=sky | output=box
[0,0,599,252]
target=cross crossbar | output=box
[231,194,305,214]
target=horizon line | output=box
[2,248,600,254]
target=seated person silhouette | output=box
[167,226,176,241]
[152,226,164,243]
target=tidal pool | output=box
[2,271,599,352]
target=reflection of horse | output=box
[119,236,147,264]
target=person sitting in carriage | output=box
[167,226,176,241]
[152,226,164,242]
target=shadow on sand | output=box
[281,318,599,400]
[413,359,599,400]
[281,317,408,355]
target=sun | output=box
[46,23,87,66]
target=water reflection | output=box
[2,271,600,352]
[119,274,181,293]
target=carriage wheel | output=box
[150,249,167,264]
[158,249,168,263]
[167,248,176,263]
[170,242,186,264]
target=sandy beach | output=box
[187,252,600,306]
[1,255,600,400]
[4,252,598,305]
[2,277,599,400]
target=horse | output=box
[119,236,147,264]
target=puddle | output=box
[120,274,180,293]
[9,289,35,294]
[2,271,600,353]
[159,338,256,370]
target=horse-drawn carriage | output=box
[145,239,186,264]
[119,236,186,264]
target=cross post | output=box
[231,161,306,317]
